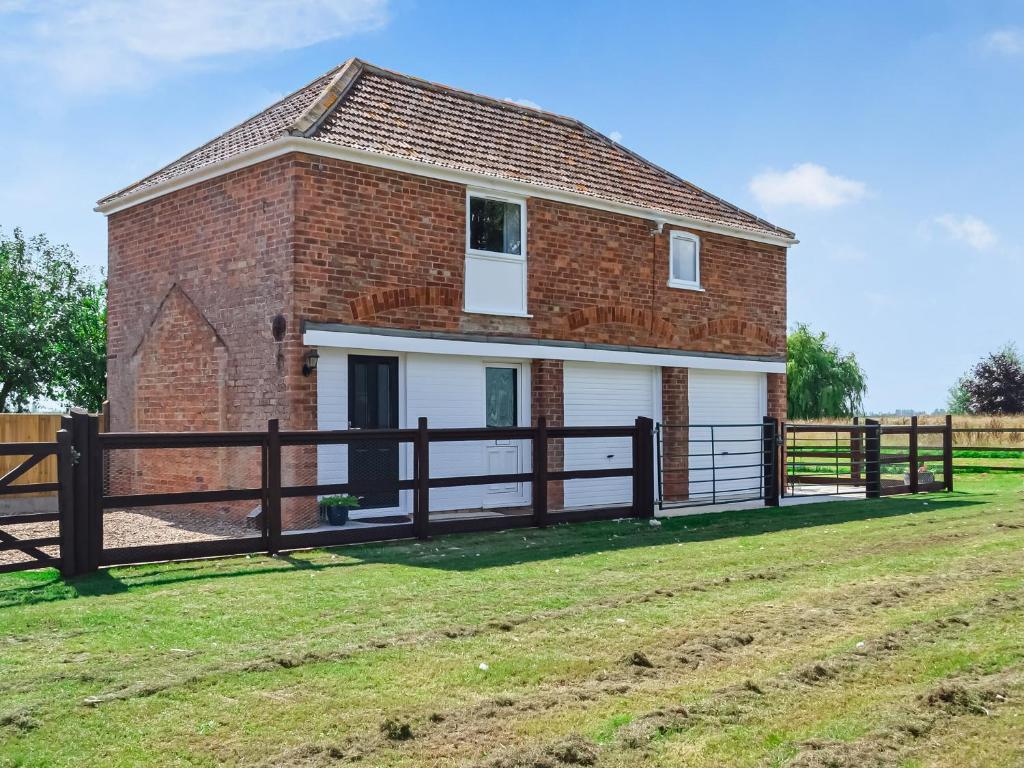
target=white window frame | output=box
[464,188,530,316]
[667,230,703,291]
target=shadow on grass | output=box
[0,491,988,609]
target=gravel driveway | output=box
[1,509,253,568]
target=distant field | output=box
[1,474,1023,767]
[788,417,1024,478]
[792,415,1024,450]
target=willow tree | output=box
[787,323,867,419]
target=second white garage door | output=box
[687,370,767,501]
[563,362,657,508]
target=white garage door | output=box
[688,370,767,502]
[563,362,657,508]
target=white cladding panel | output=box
[563,362,656,508]
[406,354,486,511]
[687,370,767,501]
[316,347,349,492]
[464,256,527,315]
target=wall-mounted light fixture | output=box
[302,349,320,376]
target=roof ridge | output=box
[357,60,584,128]
[290,57,364,137]
[97,63,344,206]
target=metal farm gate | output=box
[656,418,780,510]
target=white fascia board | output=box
[96,136,798,248]
[302,329,786,374]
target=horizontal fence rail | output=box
[4,409,980,578]
[0,434,71,575]
[949,427,1024,473]
[75,415,657,572]
[784,416,953,499]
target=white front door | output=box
[483,363,527,507]
[563,362,657,508]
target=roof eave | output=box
[95,136,798,246]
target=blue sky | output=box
[2,0,1021,412]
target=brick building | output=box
[98,59,795,527]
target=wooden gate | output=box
[0,428,74,575]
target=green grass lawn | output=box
[2,475,1024,767]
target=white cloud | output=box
[608,130,623,143]
[505,97,542,110]
[0,0,389,92]
[983,27,1024,57]
[748,163,867,209]
[932,214,997,250]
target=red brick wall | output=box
[107,156,299,433]
[531,359,564,510]
[767,373,788,421]
[661,368,689,501]
[106,157,300,528]
[289,154,787,359]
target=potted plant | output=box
[319,494,360,525]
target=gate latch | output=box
[71,447,81,465]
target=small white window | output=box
[464,191,529,316]
[668,231,701,290]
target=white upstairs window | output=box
[668,230,702,291]
[464,191,528,316]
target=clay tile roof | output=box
[97,59,793,241]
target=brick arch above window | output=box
[684,317,783,350]
[349,286,463,321]
[565,305,680,345]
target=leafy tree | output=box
[787,323,867,419]
[53,279,107,412]
[953,344,1024,414]
[945,377,972,415]
[0,228,106,412]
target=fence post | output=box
[943,414,954,492]
[763,417,780,507]
[633,416,655,518]
[779,421,788,498]
[69,409,101,574]
[86,414,102,572]
[69,409,90,574]
[266,419,282,555]
[865,418,881,499]
[56,425,77,578]
[532,416,548,528]
[909,415,919,494]
[413,417,430,540]
[851,416,862,483]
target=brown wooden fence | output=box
[50,412,658,575]
[0,430,74,574]
[1,411,966,578]
[784,416,954,498]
